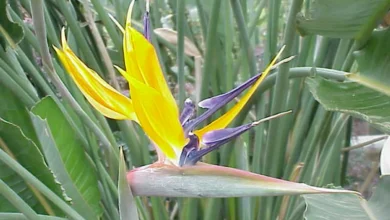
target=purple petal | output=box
[198,73,262,109]
[202,124,252,146]
[179,134,199,166]
[184,72,263,133]
[181,122,255,166]
[180,99,196,125]
[143,12,151,41]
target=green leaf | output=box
[306,77,390,133]
[0,83,39,146]
[118,149,139,220]
[128,163,356,197]
[348,29,390,95]
[355,29,390,81]
[296,0,390,40]
[30,96,102,219]
[0,118,65,215]
[0,0,23,48]
[303,175,390,219]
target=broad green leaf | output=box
[0,83,39,146]
[0,0,23,48]
[119,149,139,220]
[306,77,390,133]
[296,0,390,40]
[348,29,390,95]
[355,29,390,81]
[128,163,356,197]
[0,118,65,215]
[303,175,390,219]
[30,96,102,219]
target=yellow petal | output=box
[127,76,187,160]
[86,95,130,119]
[194,46,286,139]
[55,31,137,121]
[123,2,178,116]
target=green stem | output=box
[177,0,186,109]
[195,0,208,40]
[230,0,257,76]
[0,66,36,107]
[0,213,67,220]
[221,67,346,166]
[90,0,122,50]
[43,4,60,48]
[81,0,120,90]
[15,47,56,98]
[314,37,330,67]
[0,148,84,220]
[0,57,38,102]
[203,198,222,220]
[113,0,125,27]
[340,117,352,186]
[0,178,40,220]
[332,39,352,70]
[264,0,281,64]
[316,114,350,186]
[341,42,356,72]
[264,0,303,178]
[200,0,222,100]
[55,0,103,74]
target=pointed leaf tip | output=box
[119,149,139,220]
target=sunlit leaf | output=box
[296,0,390,40]
[306,77,390,133]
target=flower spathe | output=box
[55,0,285,166]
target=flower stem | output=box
[177,0,186,109]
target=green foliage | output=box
[303,175,390,219]
[0,0,389,219]
[296,0,390,41]
[0,0,23,48]
[30,97,102,219]
[307,78,390,133]
[353,28,390,89]
[118,150,138,220]
[0,118,65,215]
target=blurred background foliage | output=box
[0,0,389,219]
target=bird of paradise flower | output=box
[54,1,292,167]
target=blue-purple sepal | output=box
[179,122,254,166]
[184,72,263,133]
[143,11,151,41]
